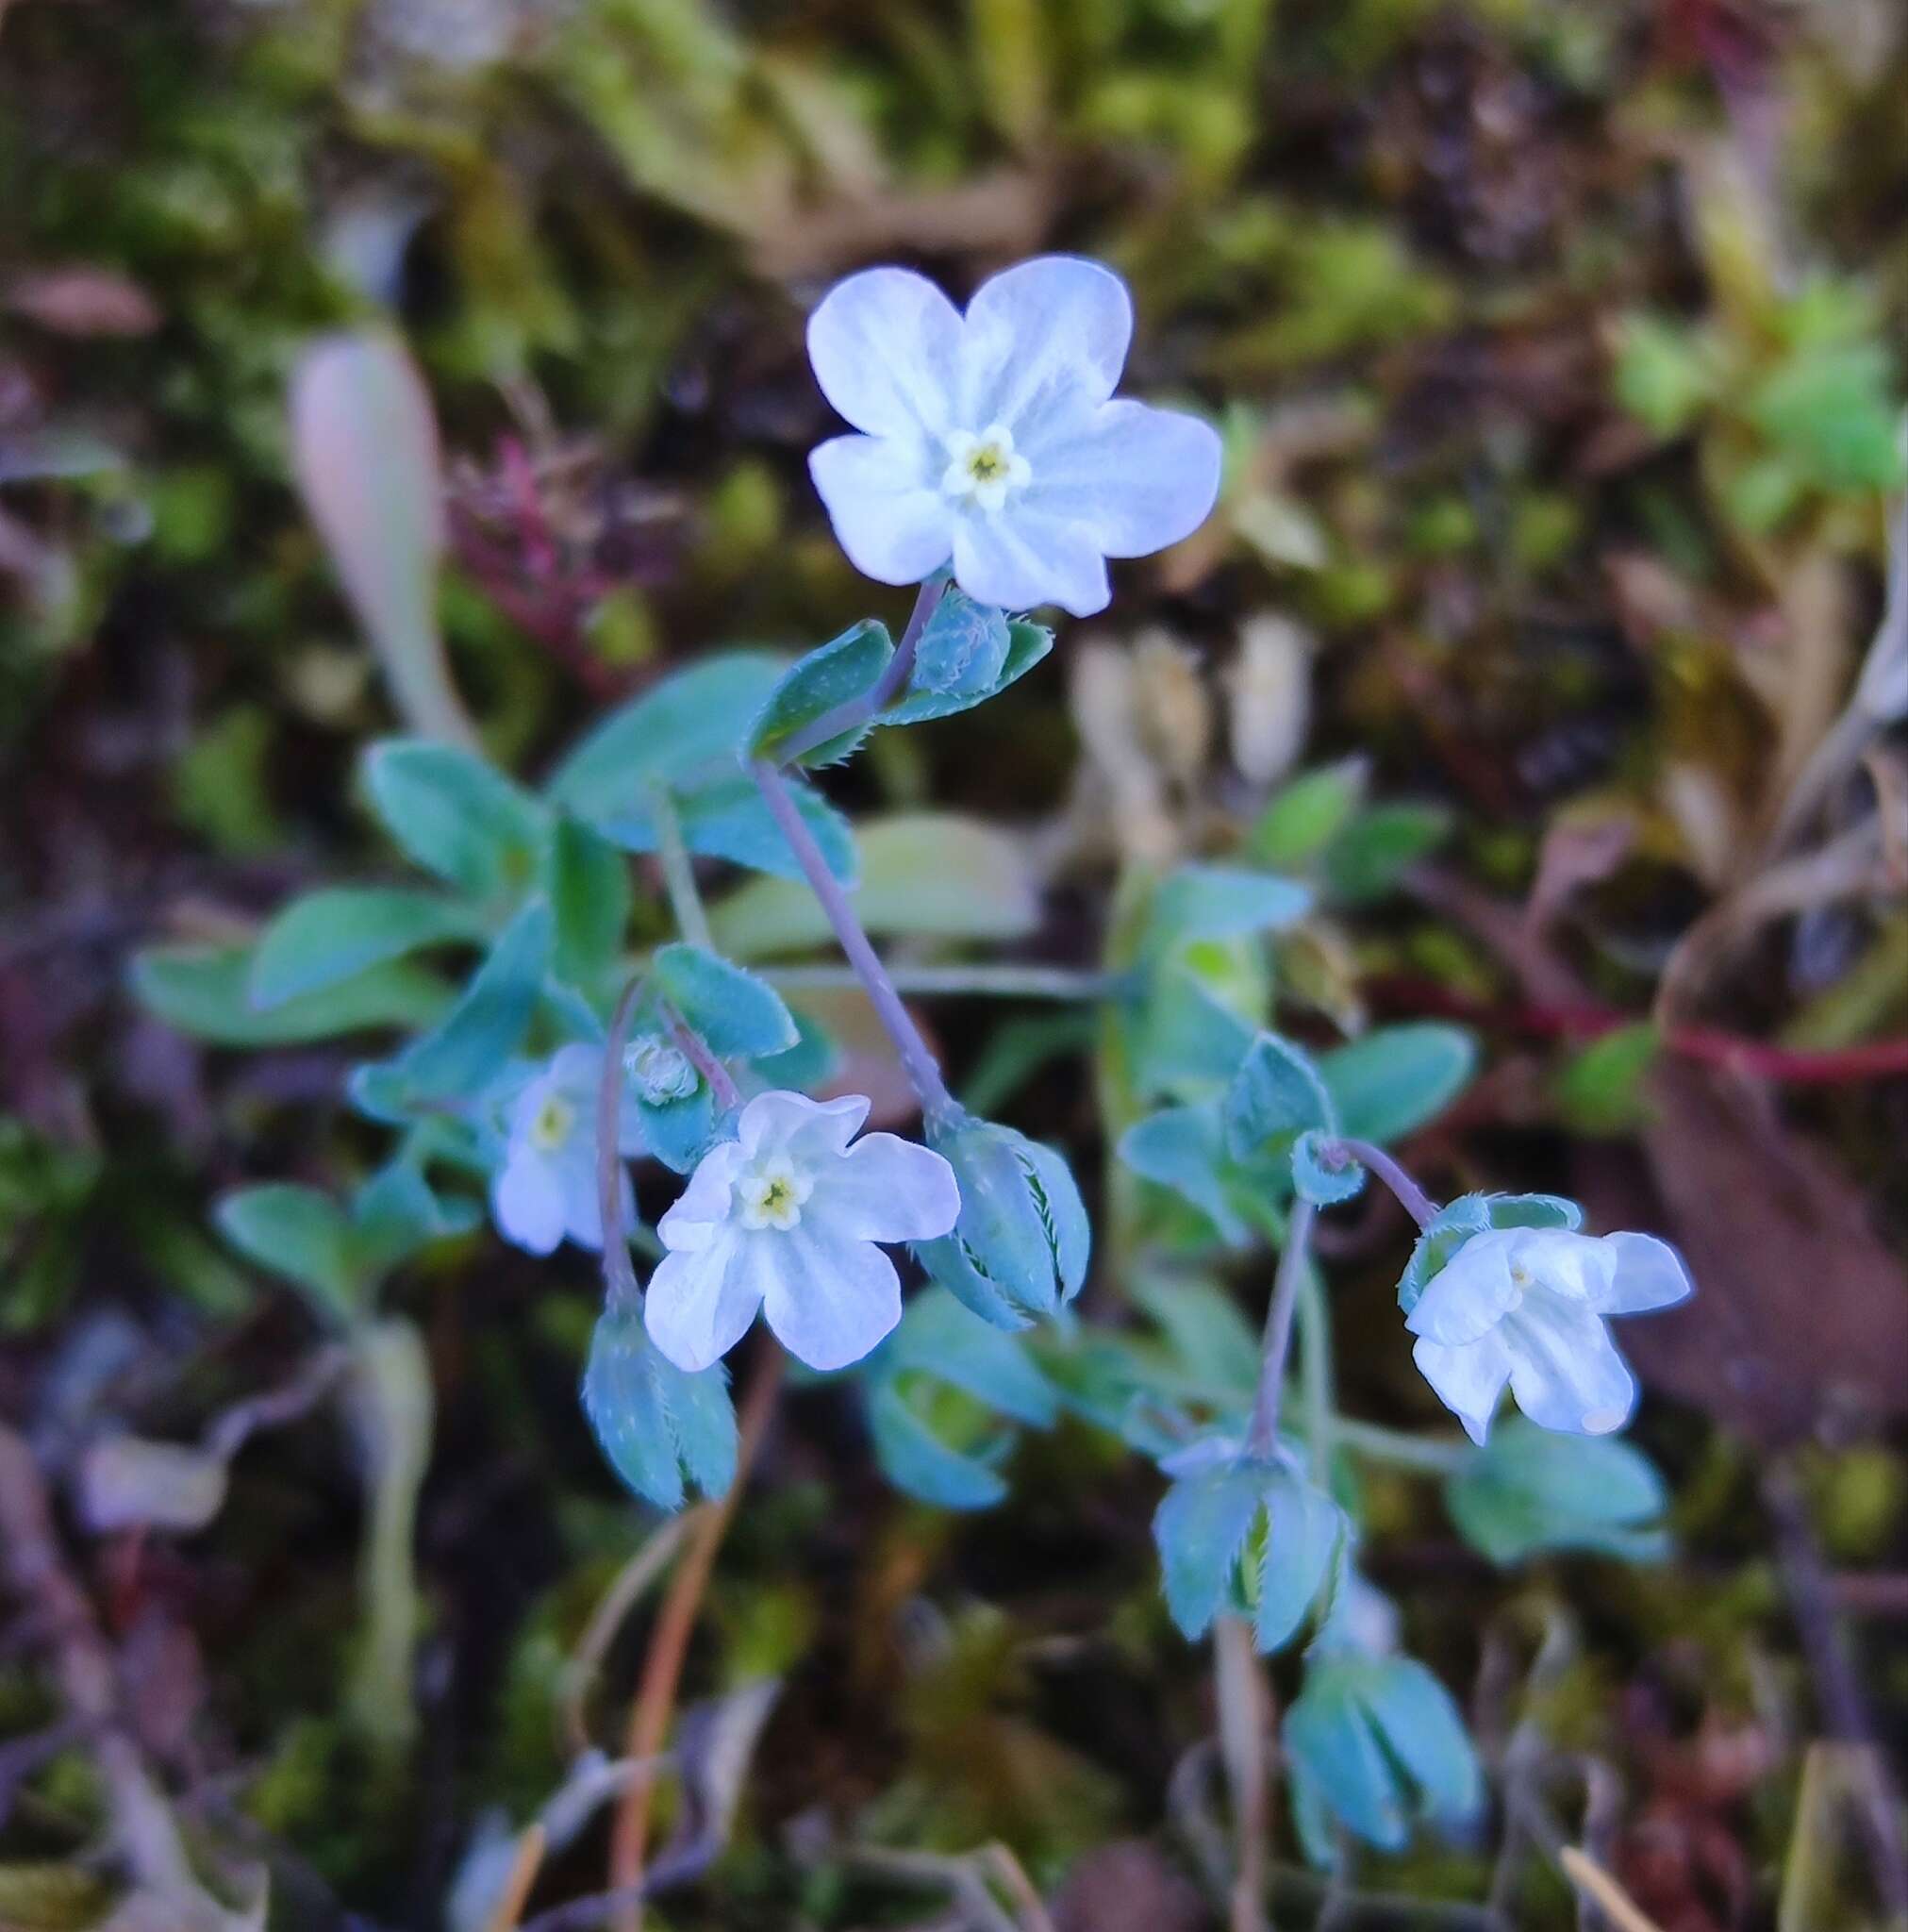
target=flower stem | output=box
[749,756,955,1118]
[649,784,713,952]
[772,575,947,765]
[1331,1137,1440,1229]
[765,961,1120,1002]
[1244,1199,1316,1462]
[597,974,650,1315]
[662,1007,741,1112]
[1333,1418,1472,1474]
[1295,1257,1335,1488]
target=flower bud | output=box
[624,1033,699,1106]
[913,1109,1089,1331]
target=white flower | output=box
[806,256,1223,618]
[644,1091,960,1374]
[1405,1228,1693,1445]
[491,1045,644,1256]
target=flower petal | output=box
[548,1041,606,1098]
[1504,1228,1615,1304]
[1504,1297,1637,1436]
[811,1132,961,1243]
[959,257,1133,430]
[737,1090,871,1161]
[493,1154,566,1256]
[1025,399,1222,557]
[952,508,1111,617]
[808,434,954,588]
[757,1228,902,1372]
[556,1144,632,1252]
[807,266,964,441]
[657,1140,747,1254]
[1404,1230,1521,1346]
[1412,1331,1513,1445]
[644,1232,762,1373]
[1599,1232,1695,1314]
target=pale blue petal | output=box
[959,256,1132,430]
[1599,1233,1695,1314]
[556,1144,631,1252]
[952,508,1111,617]
[548,1041,606,1099]
[1404,1231,1521,1347]
[738,1089,870,1161]
[1024,399,1222,557]
[1413,1332,1514,1444]
[808,434,954,588]
[1504,1296,1636,1436]
[810,1133,961,1244]
[657,1141,747,1254]
[1507,1228,1615,1303]
[807,266,964,441]
[758,1228,901,1372]
[493,1153,565,1256]
[644,1232,761,1373]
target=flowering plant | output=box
[136,256,1696,1892]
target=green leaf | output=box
[886,617,1053,724]
[540,816,631,984]
[216,1184,360,1325]
[1613,314,1719,437]
[1249,761,1367,868]
[1446,1417,1668,1565]
[1146,864,1312,955]
[651,942,798,1059]
[1131,967,1258,1101]
[1225,1032,1335,1159]
[1321,803,1451,903]
[1286,1664,1408,1852]
[133,943,447,1045]
[1119,1103,1250,1246]
[387,898,552,1100]
[249,887,477,1009]
[1319,1024,1476,1144]
[1749,342,1905,492]
[708,813,1037,957]
[1154,1457,1269,1640]
[582,1305,738,1510]
[601,776,856,885]
[1360,1657,1483,1824]
[350,1164,481,1279]
[747,619,892,765]
[1257,1473,1347,1653]
[363,740,547,899]
[867,1380,1008,1510]
[1553,1022,1661,1135]
[879,1287,1058,1429]
[545,650,789,816]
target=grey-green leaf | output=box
[249,887,477,1009]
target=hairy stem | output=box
[750,757,954,1118]
[649,785,712,952]
[1331,1137,1439,1230]
[597,975,650,1316]
[1295,1257,1335,1487]
[772,575,946,765]
[765,961,1120,1002]
[1244,1200,1316,1462]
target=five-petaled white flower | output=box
[806,255,1223,618]
[1406,1227,1693,1445]
[492,1045,643,1256]
[644,1091,960,1374]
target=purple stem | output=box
[749,756,955,1120]
[1244,1199,1316,1462]
[1331,1137,1440,1230]
[772,576,946,766]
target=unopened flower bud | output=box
[625,1034,699,1106]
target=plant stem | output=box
[1295,1257,1335,1488]
[772,575,946,765]
[749,757,954,1118]
[661,1007,741,1111]
[649,785,712,952]
[598,975,649,1315]
[765,961,1120,1002]
[1331,1137,1439,1229]
[1334,1418,1473,1474]
[606,1344,785,1932]
[1244,1199,1316,1462]
[1214,1614,1269,1932]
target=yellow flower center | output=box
[737,1158,814,1232]
[941,424,1032,512]
[528,1093,576,1153]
